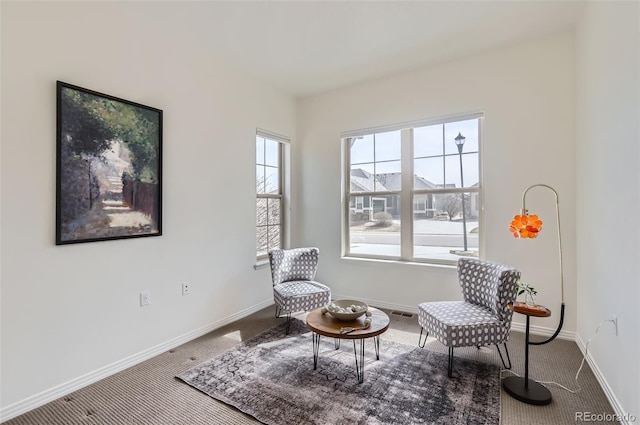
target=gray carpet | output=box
[4,306,616,425]
[177,319,500,425]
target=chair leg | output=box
[284,312,292,335]
[448,346,454,378]
[275,306,292,334]
[418,327,428,348]
[495,343,512,369]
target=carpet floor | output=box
[4,306,616,425]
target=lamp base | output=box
[503,376,552,405]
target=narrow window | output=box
[256,130,287,260]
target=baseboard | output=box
[575,335,635,425]
[509,320,576,341]
[6,297,627,424]
[332,293,576,341]
[0,299,273,423]
[332,293,419,315]
[333,294,577,343]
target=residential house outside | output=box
[349,169,478,222]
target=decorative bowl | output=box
[325,299,369,321]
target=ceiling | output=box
[124,1,585,98]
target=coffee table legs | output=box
[312,333,380,383]
[312,332,321,370]
[374,335,380,360]
[353,336,380,382]
[352,339,365,383]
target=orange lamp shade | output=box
[509,214,543,238]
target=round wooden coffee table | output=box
[306,307,390,383]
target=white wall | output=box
[297,33,577,332]
[6,0,637,420]
[575,1,640,419]
[0,2,294,414]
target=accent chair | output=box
[418,258,520,377]
[268,247,331,334]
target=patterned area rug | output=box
[177,320,500,425]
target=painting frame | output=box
[56,81,163,245]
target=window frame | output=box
[256,129,288,262]
[342,113,483,266]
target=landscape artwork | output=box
[56,81,162,244]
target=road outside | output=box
[349,219,479,260]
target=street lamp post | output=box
[454,132,468,252]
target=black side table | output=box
[502,302,553,405]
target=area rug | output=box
[177,319,500,425]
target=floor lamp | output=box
[504,183,566,405]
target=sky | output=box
[350,118,480,188]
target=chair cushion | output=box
[273,281,330,313]
[418,301,508,347]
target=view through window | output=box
[344,116,481,264]
[256,131,285,259]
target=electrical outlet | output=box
[182,283,190,296]
[140,291,151,307]
[611,314,618,336]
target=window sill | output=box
[340,255,457,269]
[254,259,270,270]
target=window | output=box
[343,115,482,264]
[413,194,427,213]
[256,130,287,260]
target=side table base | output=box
[503,376,552,405]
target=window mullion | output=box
[400,128,413,260]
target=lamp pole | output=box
[454,132,468,251]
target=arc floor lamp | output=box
[504,184,566,405]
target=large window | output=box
[343,115,482,264]
[256,130,287,260]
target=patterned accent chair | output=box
[418,258,520,377]
[268,247,331,334]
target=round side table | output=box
[502,302,553,405]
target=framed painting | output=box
[56,81,163,244]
